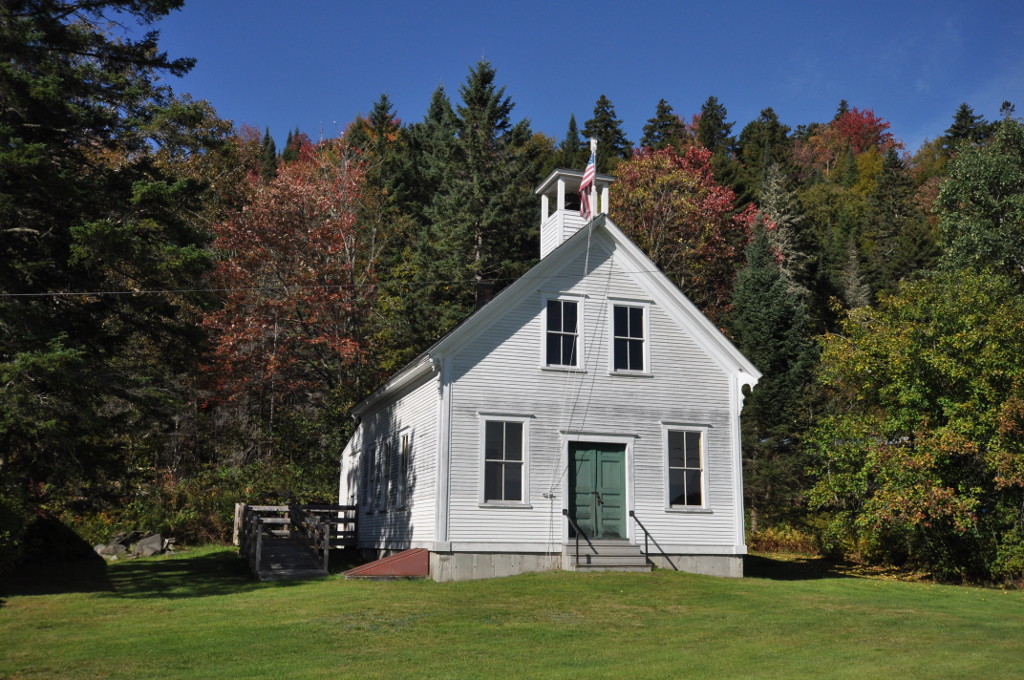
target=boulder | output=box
[95,543,127,557]
[134,534,163,557]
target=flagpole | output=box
[589,137,598,218]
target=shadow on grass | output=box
[3,554,113,599]
[2,548,320,601]
[103,549,277,599]
[745,553,853,580]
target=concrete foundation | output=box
[646,554,743,578]
[428,551,560,582]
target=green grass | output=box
[2,547,1022,680]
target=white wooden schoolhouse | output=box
[339,159,760,581]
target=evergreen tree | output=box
[736,108,792,201]
[281,126,305,162]
[554,114,587,169]
[582,94,632,172]
[942,103,992,154]
[413,61,539,341]
[695,96,740,196]
[861,148,937,295]
[347,94,406,203]
[259,127,277,182]
[402,85,459,223]
[640,99,685,150]
[696,96,734,155]
[730,219,818,531]
[0,1,220,514]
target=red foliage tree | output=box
[203,140,380,411]
[610,146,756,323]
[794,107,902,177]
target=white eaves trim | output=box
[351,353,436,418]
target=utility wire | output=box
[0,267,669,299]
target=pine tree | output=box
[260,127,277,182]
[413,62,539,341]
[0,1,220,506]
[403,85,459,223]
[729,219,818,530]
[555,114,587,169]
[696,96,734,155]
[640,99,685,150]
[942,103,992,154]
[736,107,792,201]
[695,96,741,195]
[281,126,304,162]
[582,94,632,172]
[861,148,937,295]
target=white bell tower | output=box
[533,138,614,259]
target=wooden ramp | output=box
[257,534,328,581]
[344,548,429,580]
[238,504,357,581]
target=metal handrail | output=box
[629,510,672,567]
[562,509,590,566]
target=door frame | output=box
[559,431,636,544]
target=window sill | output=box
[541,366,586,374]
[665,506,713,514]
[479,502,533,509]
[609,370,653,378]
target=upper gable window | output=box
[612,303,647,373]
[546,299,579,367]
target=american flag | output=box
[579,151,596,219]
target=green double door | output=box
[569,443,626,540]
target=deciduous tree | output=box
[610,146,756,323]
[808,270,1024,582]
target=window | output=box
[613,304,645,372]
[546,298,579,367]
[362,445,375,509]
[668,430,703,507]
[397,432,411,508]
[379,440,391,511]
[484,420,525,502]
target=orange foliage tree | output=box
[610,146,756,323]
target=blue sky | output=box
[152,0,1024,155]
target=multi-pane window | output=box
[484,421,524,502]
[668,430,703,507]
[546,299,579,366]
[613,305,645,371]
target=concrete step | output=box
[564,540,652,573]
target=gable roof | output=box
[352,214,760,416]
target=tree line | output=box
[2,1,1023,583]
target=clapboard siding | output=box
[347,372,440,549]
[444,237,742,549]
[341,212,756,565]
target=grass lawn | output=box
[1,547,1022,680]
